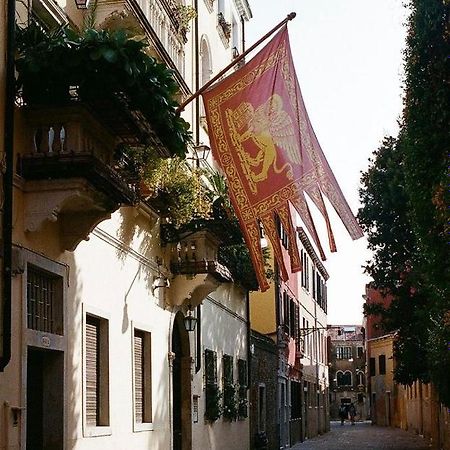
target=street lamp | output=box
[193,144,210,161]
[75,0,90,8]
[183,305,197,332]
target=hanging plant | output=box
[172,4,197,34]
[140,155,211,226]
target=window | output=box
[237,359,248,419]
[357,371,365,386]
[337,370,352,386]
[204,349,219,421]
[85,315,109,428]
[205,349,218,384]
[27,265,63,335]
[277,219,289,250]
[379,355,386,375]
[283,291,290,333]
[289,298,296,339]
[134,329,152,425]
[257,384,266,432]
[336,346,352,360]
[222,354,233,384]
[357,346,364,359]
[290,381,301,419]
[369,357,376,376]
[200,38,212,118]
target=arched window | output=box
[337,370,352,386]
[357,371,365,386]
[200,36,212,118]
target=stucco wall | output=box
[192,286,250,450]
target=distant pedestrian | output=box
[338,404,348,425]
[348,403,357,425]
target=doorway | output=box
[26,347,64,450]
[171,313,192,450]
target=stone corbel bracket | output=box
[23,178,117,251]
[167,273,221,309]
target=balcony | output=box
[14,23,192,250]
[164,229,233,308]
[17,105,139,250]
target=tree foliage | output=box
[359,0,450,405]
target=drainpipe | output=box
[195,305,201,373]
[240,15,245,57]
[194,0,200,147]
[246,291,251,386]
[193,0,201,374]
[0,0,15,372]
[314,298,320,434]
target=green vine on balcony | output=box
[15,23,191,157]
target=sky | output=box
[246,0,408,324]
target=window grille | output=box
[27,266,63,334]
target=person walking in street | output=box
[348,403,357,425]
[338,403,348,426]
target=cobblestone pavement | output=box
[290,421,431,450]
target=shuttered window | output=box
[134,329,152,424]
[134,332,144,423]
[86,317,99,426]
[205,349,217,385]
[223,354,233,385]
[85,315,109,427]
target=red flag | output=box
[202,26,363,291]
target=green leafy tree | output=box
[359,0,450,405]
[400,0,450,404]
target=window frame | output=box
[132,324,153,431]
[83,306,111,437]
[257,383,266,433]
[379,354,386,375]
[336,346,353,360]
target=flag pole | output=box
[176,12,296,114]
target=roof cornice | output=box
[297,227,329,280]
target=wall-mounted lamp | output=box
[183,305,197,332]
[188,144,211,166]
[75,0,90,8]
[152,275,169,295]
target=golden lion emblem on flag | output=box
[225,94,301,193]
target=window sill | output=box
[84,426,112,437]
[134,422,154,432]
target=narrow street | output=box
[291,422,431,450]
